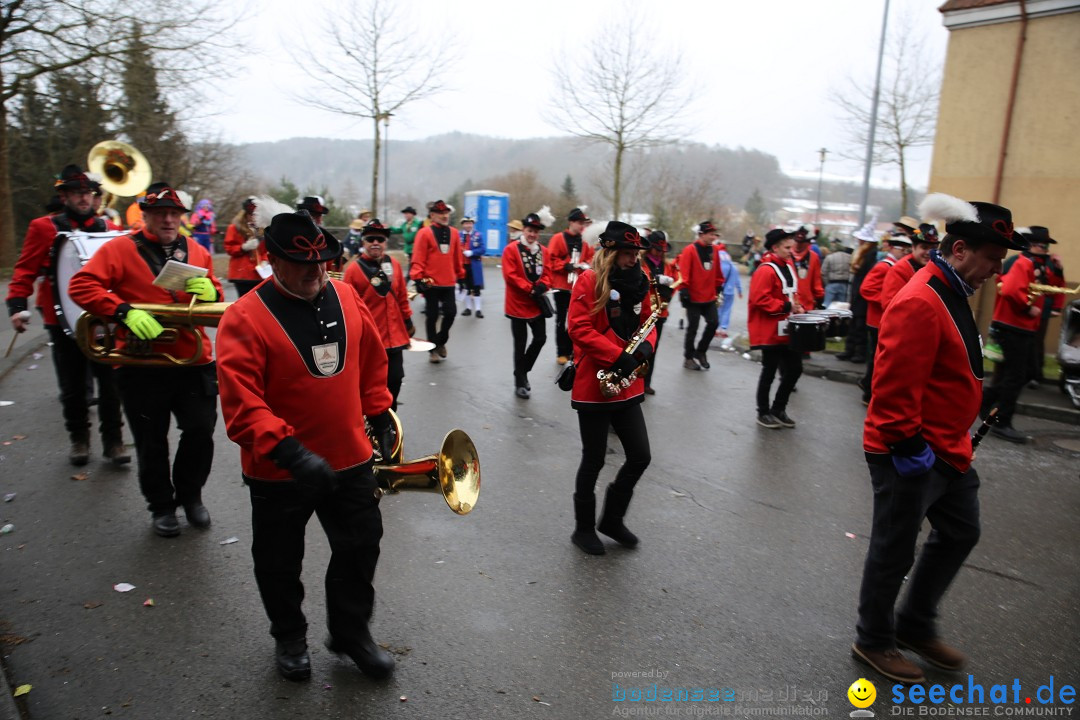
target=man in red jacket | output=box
[981,225,1057,443]
[790,229,824,314]
[858,232,912,404]
[343,219,415,410]
[216,211,396,683]
[68,184,223,537]
[854,194,1026,684]
[6,164,128,466]
[409,199,465,362]
[547,207,595,365]
[677,221,725,370]
[502,212,554,398]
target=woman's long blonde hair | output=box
[590,249,617,315]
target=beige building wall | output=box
[929,8,1080,349]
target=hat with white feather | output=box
[918,193,1027,251]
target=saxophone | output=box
[596,276,682,398]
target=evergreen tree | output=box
[269,177,302,207]
[744,188,770,229]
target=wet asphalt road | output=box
[1,267,1077,719]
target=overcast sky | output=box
[206,0,948,189]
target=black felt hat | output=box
[265,212,342,264]
[764,228,795,249]
[428,199,452,214]
[598,221,650,251]
[697,220,719,235]
[646,230,668,251]
[401,206,417,215]
[54,164,100,193]
[296,196,328,215]
[567,207,592,224]
[361,219,391,238]
[915,223,941,244]
[522,213,546,230]
[919,194,1028,251]
[1027,226,1056,245]
[139,184,189,212]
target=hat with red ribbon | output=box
[265,211,342,264]
[54,164,101,193]
[598,221,650,251]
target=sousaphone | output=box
[87,140,151,199]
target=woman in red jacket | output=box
[224,197,267,297]
[567,221,656,555]
[748,228,804,429]
[344,219,415,410]
[501,212,553,398]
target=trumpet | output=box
[368,409,480,515]
[1027,282,1079,304]
[596,276,683,398]
[76,299,229,366]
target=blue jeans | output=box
[824,282,849,307]
[718,292,737,330]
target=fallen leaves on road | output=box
[83,601,103,609]
[71,473,88,481]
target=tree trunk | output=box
[371,116,381,215]
[612,143,624,220]
[0,101,16,270]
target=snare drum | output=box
[786,314,829,352]
[832,308,853,337]
[808,309,840,337]
[49,231,124,336]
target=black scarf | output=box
[607,264,649,341]
[357,254,393,296]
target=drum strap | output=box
[762,262,797,298]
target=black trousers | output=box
[575,403,651,497]
[423,287,457,347]
[756,346,802,414]
[1029,312,1051,382]
[643,318,666,389]
[553,290,572,358]
[387,348,404,411]
[844,310,869,359]
[856,461,980,649]
[47,325,124,441]
[984,324,1034,427]
[684,301,719,358]
[230,279,260,298]
[511,316,547,388]
[116,364,218,515]
[861,327,880,401]
[247,464,383,644]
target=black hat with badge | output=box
[139,182,189,212]
[428,199,452,214]
[361,219,391,238]
[918,193,1028,251]
[522,213,546,230]
[296,196,328,215]
[697,220,719,235]
[598,221,650,251]
[764,228,796,249]
[265,211,342,264]
[915,223,941,244]
[1027,226,1056,245]
[55,164,100,193]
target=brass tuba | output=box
[369,409,480,515]
[75,298,229,366]
[87,140,151,199]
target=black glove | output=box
[678,288,691,305]
[270,437,338,496]
[368,411,395,463]
[414,280,429,294]
[610,352,639,378]
[405,318,415,337]
[531,282,548,296]
[633,340,654,364]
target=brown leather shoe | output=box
[104,441,131,466]
[852,643,926,684]
[896,636,967,671]
[69,439,90,466]
[436,345,447,358]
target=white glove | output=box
[657,274,674,286]
[242,238,259,251]
[463,250,473,258]
[10,310,32,333]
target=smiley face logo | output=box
[848,678,877,708]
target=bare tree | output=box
[475,168,558,228]
[288,0,457,218]
[548,8,695,219]
[832,15,941,216]
[0,0,237,268]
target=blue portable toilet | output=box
[464,190,510,254]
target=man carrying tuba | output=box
[68,183,224,538]
[215,211,397,683]
[6,164,130,467]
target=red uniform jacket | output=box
[748,254,797,348]
[992,253,1044,332]
[223,223,267,281]
[568,269,656,408]
[860,256,897,329]
[67,232,222,365]
[677,241,725,303]
[343,254,412,350]
[547,232,595,291]
[7,213,109,325]
[216,279,392,481]
[642,256,679,318]
[1045,256,1066,313]
[880,255,923,312]
[791,246,824,310]
[865,263,984,473]
[410,224,464,287]
[502,241,553,319]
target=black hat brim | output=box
[266,226,343,264]
[946,221,1029,251]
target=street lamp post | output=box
[815,147,828,226]
[858,0,891,227]
[381,113,392,220]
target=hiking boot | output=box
[683,357,701,371]
[103,440,131,466]
[896,636,967,671]
[428,351,442,364]
[183,502,212,528]
[436,345,448,358]
[756,413,783,429]
[69,432,90,466]
[851,644,926,684]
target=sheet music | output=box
[152,260,208,292]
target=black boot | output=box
[571,493,605,555]
[596,484,639,548]
[275,637,311,681]
[326,624,395,679]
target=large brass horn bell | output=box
[87,140,151,197]
[371,410,480,515]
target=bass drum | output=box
[49,231,125,336]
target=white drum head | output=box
[51,231,124,336]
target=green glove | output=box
[185,276,217,301]
[122,308,164,340]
